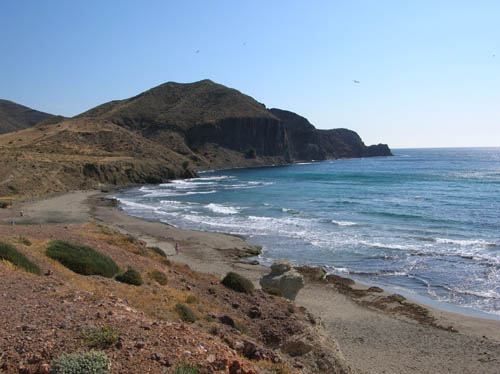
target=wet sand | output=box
[1,190,499,373]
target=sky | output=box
[1,1,498,148]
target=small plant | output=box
[182,160,190,170]
[245,147,257,159]
[0,242,40,275]
[0,201,10,209]
[180,277,186,282]
[207,287,216,295]
[51,350,111,374]
[221,272,254,294]
[115,267,143,286]
[161,258,172,266]
[148,270,168,285]
[186,295,197,304]
[173,363,198,374]
[175,303,197,323]
[13,236,31,246]
[148,246,167,257]
[46,240,119,278]
[7,185,18,193]
[204,314,215,323]
[81,326,120,348]
[234,321,248,335]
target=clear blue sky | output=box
[1,1,498,148]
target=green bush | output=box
[0,242,40,275]
[175,303,197,323]
[81,326,120,348]
[221,272,254,294]
[149,270,168,285]
[186,295,197,304]
[148,246,167,257]
[173,363,198,374]
[51,351,111,374]
[46,240,119,278]
[115,267,143,286]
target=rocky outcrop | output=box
[260,260,305,300]
[270,108,392,160]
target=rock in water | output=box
[260,260,304,300]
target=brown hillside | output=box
[0,99,56,134]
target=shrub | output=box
[46,240,119,278]
[0,242,40,275]
[175,303,197,323]
[221,272,254,294]
[115,267,143,286]
[173,363,198,374]
[208,287,216,295]
[186,295,197,304]
[0,201,10,209]
[82,326,120,348]
[149,270,168,285]
[51,351,111,374]
[13,236,31,246]
[148,246,167,257]
[234,320,248,335]
[245,147,257,159]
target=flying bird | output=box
[243,42,247,46]
[353,80,360,84]
[195,50,200,54]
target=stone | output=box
[270,260,292,275]
[218,314,235,327]
[38,364,50,374]
[260,263,304,301]
[248,306,261,319]
[281,340,313,356]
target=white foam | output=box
[436,238,498,247]
[206,203,239,215]
[331,220,357,226]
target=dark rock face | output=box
[186,117,290,158]
[270,108,392,160]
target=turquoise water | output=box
[115,148,500,316]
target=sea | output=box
[113,148,500,317]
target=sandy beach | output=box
[2,190,499,373]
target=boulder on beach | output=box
[259,260,304,300]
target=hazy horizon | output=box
[1,1,498,148]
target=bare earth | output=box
[2,191,499,374]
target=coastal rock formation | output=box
[270,108,392,160]
[0,99,57,134]
[260,260,305,300]
[0,79,392,198]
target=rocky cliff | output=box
[269,108,392,160]
[0,80,391,198]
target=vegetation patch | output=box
[148,270,168,285]
[81,326,120,348]
[221,272,254,294]
[234,320,248,335]
[0,201,10,209]
[46,240,119,278]
[115,267,143,286]
[148,246,167,257]
[175,303,197,323]
[173,363,198,374]
[0,242,40,275]
[12,236,32,246]
[51,350,111,374]
[185,295,197,304]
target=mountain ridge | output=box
[0,99,57,134]
[0,80,391,199]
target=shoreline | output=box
[2,190,500,373]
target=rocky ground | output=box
[0,223,352,374]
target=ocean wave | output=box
[435,238,499,247]
[282,208,301,215]
[142,190,217,198]
[205,203,239,215]
[330,220,357,226]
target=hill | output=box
[0,80,391,199]
[0,99,57,134]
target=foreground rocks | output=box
[260,260,305,300]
